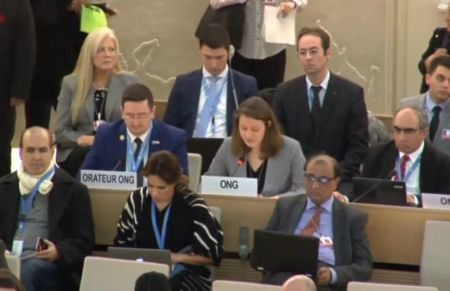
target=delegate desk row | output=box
[89,189,450,266]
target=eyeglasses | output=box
[304,174,336,185]
[392,126,421,135]
[297,48,321,58]
[123,112,150,120]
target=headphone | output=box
[227,44,239,109]
[229,45,235,62]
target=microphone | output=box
[352,169,396,203]
[112,160,123,171]
[231,157,245,177]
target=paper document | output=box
[80,5,108,33]
[263,6,296,45]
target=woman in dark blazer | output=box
[55,27,138,176]
[205,96,306,197]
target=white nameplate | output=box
[422,193,450,210]
[80,170,137,190]
[200,175,258,197]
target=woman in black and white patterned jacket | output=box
[114,151,223,291]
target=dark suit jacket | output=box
[82,119,189,174]
[273,73,369,181]
[418,27,449,93]
[0,169,95,272]
[362,141,450,204]
[266,194,372,290]
[0,0,35,101]
[163,69,258,137]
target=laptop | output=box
[250,229,319,278]
[352,177,407,206]
[107,247,172,267]
[187,138,223,174]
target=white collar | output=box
[127,126,151,143]
[306,70,331,91]
[202,65,229,79]
[399,141,425,163]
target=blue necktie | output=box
[194,76,222,137]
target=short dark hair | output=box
[0,269,25,291]
[231,97,284,159]
[305,154,341,178]
[198,24,231,51]
[142,151,188,187]
[428,55,450,75]
[297,26,331,52]
[121,83,154,107]
[19,126,54,149]
[134,271,170,291]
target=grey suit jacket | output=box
[400,94,450,156]
[55,72,139,145]
[266,194,372,290]
[205,136,306,196]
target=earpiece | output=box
[229,45,235,62]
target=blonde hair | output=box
[71,27,123,124]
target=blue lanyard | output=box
[19,167,55,234]
[126,129,151,172]
[202,77,227,120]
[151,201,172,249]
[395,154,422,182]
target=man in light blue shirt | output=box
[265,154,372,291]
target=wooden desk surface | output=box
[89,190,450,266]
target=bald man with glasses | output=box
[362,106,450,207]
[264,154,372,291]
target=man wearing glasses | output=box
[362,106,450,206]
[265,154,372,290]
[273,26,369,184]
[82,84,188,181]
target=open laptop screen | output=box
[250,229,319,278]
[352,177,407,206]
[107,247,172,267]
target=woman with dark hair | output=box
[206,96,306,196]
[114,151,223,291]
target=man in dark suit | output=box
[0,127,94,291]
[164,24,258,138]
[273,27,369,182]
[26,0,86,128]
[82,83,189,178]
[362,106,450,207]
[0,0,35,178]
[265,154,372,291]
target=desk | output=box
[89,190,450,266]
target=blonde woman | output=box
[56,27,138,176]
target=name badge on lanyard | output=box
[395,155,422,183]
[13,167,55,256]
[126,130,151,172]
[151,201,172,249]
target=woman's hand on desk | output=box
[77,135,95,147]
[171,252,214,266]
